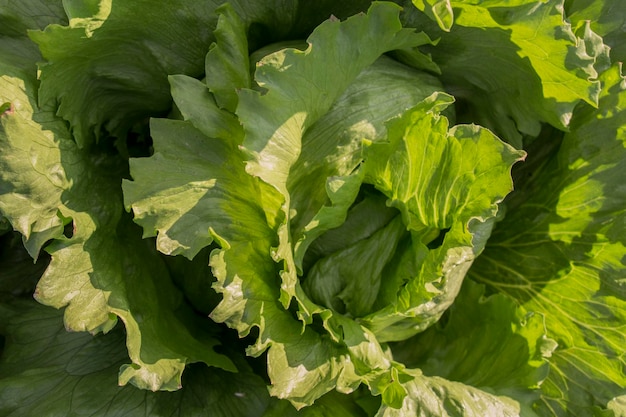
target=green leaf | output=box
[239,2,423,198]
[124,117,278,259]
[1,28,235,391]
[124,5,438,407]
[123,81,363,408]
[26,0,375,147]
[404,0,609,146]
[288,56,444,272]
[237,2,441,310]
[411,0,454,31]
[469,64,626,416]
[169,74,243,141]
[566,0,626,64]
[0,0,67,36]
[376,368,524,417]
[261,391,371,417]
[29,0,223,147]
[311,93,524,341]
[205,3,250,113]
[0,298,270,417]
[0,4,69,259]
[391,279,556,409]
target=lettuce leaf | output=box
[304,93,524,341]
[0,10,235,392]
[391,278,557,412]
[404,0,609,147]
[28,0,374,147]
[124,3,525,410]
[0,297,269,417]
[2,0,625,415]
[29,0,224,147]
[469,64,626,416]
[566,0,626,63]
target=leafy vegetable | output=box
[1,0,625,416]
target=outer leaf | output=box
[29,0,225,147]
[391,279,556,410]
[404,0,609,147]
[124,78,364,409]
[376,369,523,417]
[469,64,626,416]
[28,0,374,147]
[1,28,235,391]
[205,3,250,113]
[566,0,626,63]
[124,5,435,408]
[0,17,65,259]
[0,0,66,35]
[0,297,270,417]
[209,243,368,409]
[124,117,277,259]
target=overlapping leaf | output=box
[0,18,234,392]
[124,3,531,411]
[469,64,626,416]
[391,279,556,412]
[405,0,609,147]
[0,297,270,417]
[124,6,388,407]
[3,0,625,415]
[566,0,626,63]
[28,0,374,148]
[29,0,224,147]
[303,93,524,342]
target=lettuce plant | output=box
[0,0,625,416]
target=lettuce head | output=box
[0,1,624,416]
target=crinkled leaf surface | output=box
[28,0,374,147]
[237,2,434,308]
[373,366,525,417]
[0,1,68,258]
[0,24,235,391]
[29,0,224,147]
[316,93,524,341]
[239,2,422,196]
[288,56,444,270]
[0,297,270,417]
[404,0,609,147]
[124,76,365,410]
[125,4,442,408]
[125,4,530,411]
[469,64,626,416]
[566,0,626,63]
[391,279,556,411]
[125,53,358,417]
